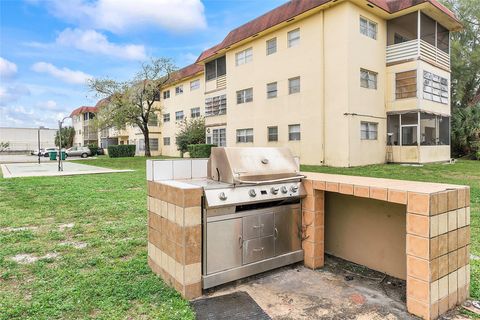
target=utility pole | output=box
[58,116,71,172]
[37,126,45,164]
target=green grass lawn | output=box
[0,156,194,320]
[0,157,478,319]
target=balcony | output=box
[386,39,450,70]
[386,11,450,70]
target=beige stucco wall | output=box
[72,115,83,146]
[325,192,407,280]
[391,145,450,163]
[159,75,204,157]
[224,11,324,165]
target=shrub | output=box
[88,144,99,156]
[188,144,215,158]
[108,145,136,158]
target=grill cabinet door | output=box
[243,236,274,265]
[243,213,274,240]
[274,206,301,256]
[206,218,242,274]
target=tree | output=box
[176,117,206,157]
[88,58,176,157]
[442,0,480,156]
[55,127,75,148]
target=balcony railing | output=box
[386,39,450,70]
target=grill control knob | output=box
[270,187,279,195]
[218,192,227,201]
[281,186,288,194]
[248,189,257,197]
[290,185,299,193]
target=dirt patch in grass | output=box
[10,252,59,264]
[59,241,88,249]
[0,226,38,232]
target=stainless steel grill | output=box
[202,147,306,289]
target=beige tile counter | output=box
[300,172,470,320]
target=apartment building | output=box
[70,106,98,147]
[71,0,460,166]
[188,0,460,166]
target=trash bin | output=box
[61,151,66,160]
[49,151,57,161]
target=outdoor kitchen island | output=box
[146,147,471,320]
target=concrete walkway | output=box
[1,162,133,178]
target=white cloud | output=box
[0,57,18,79]
[45,0,206,34]
[0,84,30,106]
[31,62,92,85]
[56,28,146,61]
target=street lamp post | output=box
[58,116,71,172]
[37,126,45,165]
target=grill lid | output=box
[209,147,301,185]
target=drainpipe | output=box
[321,10,326,165]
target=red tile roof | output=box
[196,0,459,63]
[70,106,98,117]
[167,63,203,84]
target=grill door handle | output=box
[274,227,278,239]
[238,235,243,249]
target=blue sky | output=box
[0,0,284,128]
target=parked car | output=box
[66,146,91,158]
[31,148,45,156]
[43,147,58,157]
[96,147,105,156]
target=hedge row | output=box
[107,145,136,158]
[187,144,216,158]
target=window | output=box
[148,113,159,126]
[396,70,417,99]
[175,85,183,95]
[360,69,377,89]
[266,38,277,55]
[360,122,378,140]
[153,91,160,101]
[190,79,200,91]
[423,71,448,104]
[287,28,300,47]
[208,128,226,146]
[360,16,377,39]
[236,128,254,143]
[288,124,301,141]
[163,137,170,146]
[268,126,278,142]
[83,112,94,121]
[205,94,227,116]
[288,77,300,94]
[150,138,159,151]
[235,48,253,66]
[163,113,170,123]
[175,111,184,121]
[267,82,277,99]
[139,139,145,151]
[163,90,170,99]
[237,88,253,104]
[191,107,201,118]
[205,56,226,81]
